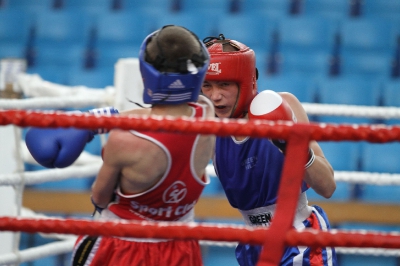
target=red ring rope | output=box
[0,217,399,249]
[1,110,400,142]
[1,110,400,265]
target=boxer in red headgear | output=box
[203,35,257,118]
[201,35,337,266]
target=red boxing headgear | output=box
[204,37,257,118]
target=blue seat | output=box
[257,74,316,103]
[241,0,289,17]
[64,0,112,13]
[0,43,25,59]
[216,14,278,50]
[381,79,400,124]
[360,183,400,203]
[35,10,91,47]
[35,43,86,69]
[319,141,361,171]
[26,64,71,84]
[68,66,114,88]
[180,0,231,15]
[314,76,382,124]
[359,142,400,203]
[340,17,397,55]
[382,79,400,107]
[361,142,400,173]
[97,43,140,68]
[95,11,154,50]
[307,181,351,201]
[154,13,217,41]
[303,0,348,19]
[124,0,176,14]
[341,51,393,79]
[280,50,331,77]
[363,0,400,19]
[0,8,33,44]
[278,16,338,53]
[6,0,56,10]
[308,141,359,202]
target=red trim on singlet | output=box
[307,212,324,265]
[108,103,209,222]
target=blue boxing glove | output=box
[26,107,119,168]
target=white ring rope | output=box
[2,154,400,187]
[1,74,400,121]
[3,97,400,120]
[198,241,400,257]
[0,238,76,265]
[0,163,102,186]
[302,103,400,119]
[0,96,110,109]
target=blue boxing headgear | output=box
[139,25,210,104]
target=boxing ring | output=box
[1,58,400,265]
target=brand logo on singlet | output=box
[248,212,272,226]
[168,79,185,89]
[207,62,221,75]
[241,156,257,169]
[163,181,187,203]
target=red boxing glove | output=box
[248,90,297,153]
[248,90,296,122]
[248,90,315,168]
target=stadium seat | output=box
[68,66,114,88]
[97,43,140,68]
[257,73,316,103]
[306,181,352,201]
[278,16,338,56]
[382,79,400,107]
[280,49,331,77]
[360,183,400,203]
[180,0,231,15]
[124,0,176,14]
[64,0,112,13]
[360,139,400,203]
[0,8,33,44]
[361,142,400,174]
[35,44,86,69]
[303,0,348,19]
[314,76,382,124]
[35,10,91,47]
[216,14,278,50]
[26,64,71,84]
[341,51,393,79]
[154,13,217,40]
[380,79,400,125]
[6,0,56,10]
[0,43,26,59]
[319,141,361,171]
[340,17,397,55]
[240,0,289,17]
[95,11,154,50]
[315,76,381,106]
[363,0,400,19]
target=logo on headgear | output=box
[207,62,222,75]
[168,79,185,89]
[163,181,187,203]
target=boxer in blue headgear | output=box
[139,25,209,104]
[70,25,215,266]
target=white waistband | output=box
[238,192,312,229]
[99,208,195,242]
